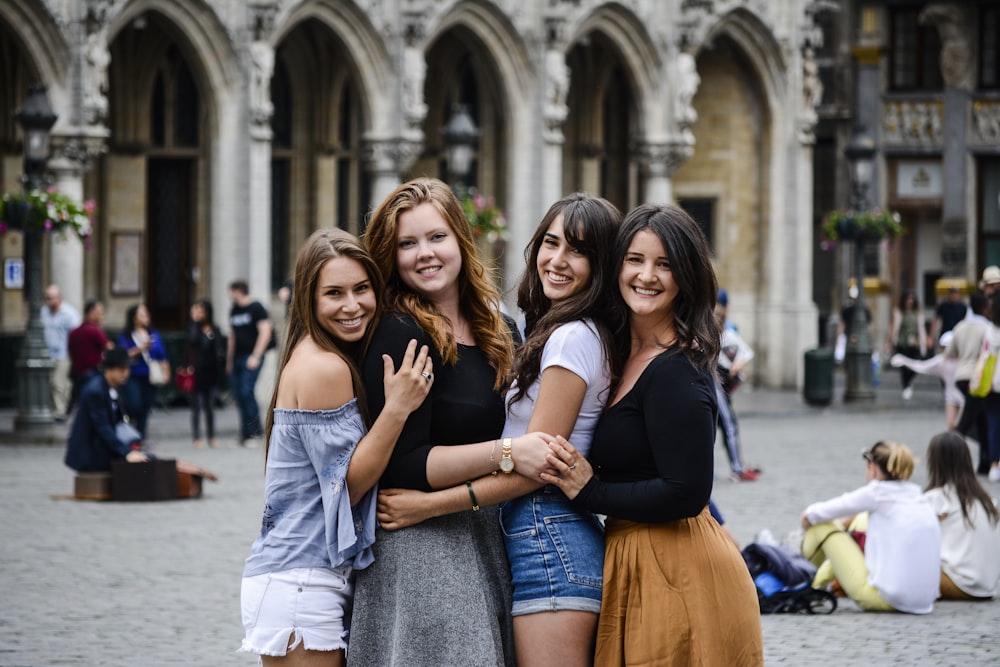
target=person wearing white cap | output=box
[981,266,1000,297]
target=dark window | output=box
[271,60,292,149]
[889,8,943,91]
[174,59,199,147]
[981,6,1000,89]
[151,74,165,147]
[270,158,290,291]
[678,198,714,250]
[979,158,1000,270]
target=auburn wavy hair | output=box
[363,177,513,388]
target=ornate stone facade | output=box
[0,0,825,389]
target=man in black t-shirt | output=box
[226,280,272,445]
[929,287,967,345]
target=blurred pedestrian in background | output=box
[42,284,80,419]
[185,299,225,448]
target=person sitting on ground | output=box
[64,346,148,473]
[923,431,1000,600]
[800,440,940,613]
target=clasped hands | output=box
[376,433,593,531]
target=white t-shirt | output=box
[501,319,610,458]
[924,485,1000,598]
[805,479,941,613]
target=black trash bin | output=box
[803,348,834,406]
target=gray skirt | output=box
[347,506,514,667]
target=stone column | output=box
[920,4,973,278]
[541,37,570,211]
[246,35,276,302]
[47,130,107,311]
[364,139,423,207]
[635,142,691,205]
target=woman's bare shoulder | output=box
[276,338,356,410]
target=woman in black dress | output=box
[542,204,764,666]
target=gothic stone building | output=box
[0,0,884,393]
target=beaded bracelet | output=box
[466,481,480,512]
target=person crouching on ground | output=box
[64,345,148,472]
[800,440,940,613]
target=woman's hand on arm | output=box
[377,472,542,530]
[539,435,594,500]
[346,339,432,505]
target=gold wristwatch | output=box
[499,437,515,474]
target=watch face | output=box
[500,457,515,473]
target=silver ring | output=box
[421,372,433,382]
[569,463,577,470]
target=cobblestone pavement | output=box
[0,370,997,666]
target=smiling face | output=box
[314,256,377,344]
[395,202,463,306]
[536,214,592,303]
[619,229,679,321]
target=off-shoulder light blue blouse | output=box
[243,401,377,577]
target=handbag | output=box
[134,332,170,386]
[175,367,195,393]
[115,420,143,448]
[970,338,996,398]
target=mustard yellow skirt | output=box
[597,507,764,667]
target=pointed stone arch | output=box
[106,0,240,128]
[564,2,661,131]
[0,1,70,147]
[273,0,392,136]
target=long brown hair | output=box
[925,431,1000,527]
[363,177,513,388]
[508,193,622,406]
[612,204,721,372]
[264,228,383,457]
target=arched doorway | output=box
[563,34,636,213]
[271,19,369,290]
[108,17,208,331]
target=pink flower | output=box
[0,222,6,234]
[84,200,96,215]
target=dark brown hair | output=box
[925,431,999,527]
[507,193,622,406]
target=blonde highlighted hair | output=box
[865,440,916,481]
[363,177,513,388]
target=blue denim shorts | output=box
[500,486,605,616]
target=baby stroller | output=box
[741,542,837,615]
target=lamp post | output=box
[14,84,58,430]
[441,103,479,193]
[842,123,876,403]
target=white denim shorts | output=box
[239,566,354,657]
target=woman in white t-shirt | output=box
[924,431,1000,600]
[800,440,941,613]
[373,193,622,666]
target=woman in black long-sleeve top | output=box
[185,299,224,448]
[542,204,764,666]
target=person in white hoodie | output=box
[800,440,940,613]
[924,431,1000,600]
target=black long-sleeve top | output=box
[575,347,717,522]
[362,313,506,491]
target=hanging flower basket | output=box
[0,189,96,243]
[821,208,902,246]
[459,188,508,244]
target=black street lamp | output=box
[14,84,58,430]
[842,124,876,403]
[441,103,479,193]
